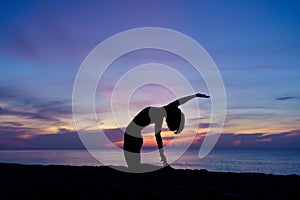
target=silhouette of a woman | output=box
[123,93,210,169]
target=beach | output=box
[0,163,299,199]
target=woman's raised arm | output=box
[167,93,210,107]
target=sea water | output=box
[0,149,299,175]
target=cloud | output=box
[285,130,300,137]
[0,121,23,127]
[0,86,74,146]
[276,96,298,101]
[0,126,33,137]
[0,107,60,122]
[190,130,300,149]
[197,123,221,129]
[103,128,124,147]
[0,86,20,100]
[0,125,84,150]
[1,127,299,150]
[27,131,84,150]
[232,139,242,146]
[252,65,297,70]
[255,138,273,143]
[0,86,72,123]
[0,125,37,148]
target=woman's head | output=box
[164,106,185,134]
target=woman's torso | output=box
[125,106,164,137]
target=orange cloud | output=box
[255,138,272,143]
[232,139,242,146]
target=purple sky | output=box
[0,0,300,149]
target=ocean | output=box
[0,149,299,175]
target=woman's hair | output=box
[164,106,185,134]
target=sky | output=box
[0,0,300,150]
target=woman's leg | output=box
[123,133,143,169]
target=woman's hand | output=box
[159,149,168,166]
[196,93,210,98]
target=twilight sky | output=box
[0,0,299,149]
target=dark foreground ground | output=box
[0,163,300,199]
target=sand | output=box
[0,163,299,199]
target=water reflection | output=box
[0,149,299,175]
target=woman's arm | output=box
[154,120,164,149]
[167,93,210,107]
[155,132,168,165]
[155,120,168,165]
[155,131,163,149]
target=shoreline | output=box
[1,162,299,199]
